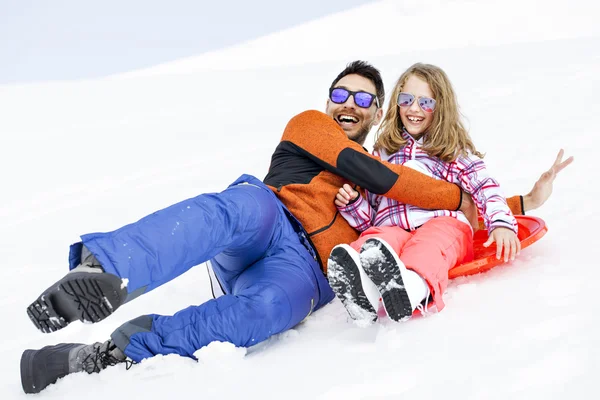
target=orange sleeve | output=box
[282,110,462,211]
[506,195,524,216]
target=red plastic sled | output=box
[448,215,548,279]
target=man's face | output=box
[325,74,383,145]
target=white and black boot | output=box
[328,244,381,325]
[20,339,128,394]
[359,238,429,322]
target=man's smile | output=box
[336,114,359,127]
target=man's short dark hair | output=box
[329,60,385,107]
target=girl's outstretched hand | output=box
[483,227,521,262]
[335,184,359,207]
[523,149,574,212]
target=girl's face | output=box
[398,75,435,139]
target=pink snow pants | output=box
[349,217,474,311]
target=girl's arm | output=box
[457,156,518,233]
[335,185,374,232]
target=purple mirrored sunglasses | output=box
[329,87,380,108]
[397,92,436,113]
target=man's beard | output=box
[349,121,374,145]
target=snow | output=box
[1,0,599,398]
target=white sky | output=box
[0,0,374,83]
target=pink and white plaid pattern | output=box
[339,130,517,234]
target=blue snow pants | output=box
[67,174,334,362]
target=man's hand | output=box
[483,227,521,262]
[459,190,480,231]
[523,149,574,212]
[335,184,359,207]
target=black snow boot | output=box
[328,244,378,325]
[21,339,127,394]
[26,252,128,333]
[359,238,415,322]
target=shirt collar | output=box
[401,128,426,144]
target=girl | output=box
[327,63,520,324]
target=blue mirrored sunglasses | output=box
[329,87,380,108]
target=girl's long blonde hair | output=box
[375,63,483,162]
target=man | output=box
[20,61,571,393]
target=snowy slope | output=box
[1,1,599,398]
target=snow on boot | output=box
[328,244,380,325]
[359,238,429,322]
[20,339,127,394]
[27,259,128,333]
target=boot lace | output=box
[82,342,133,373]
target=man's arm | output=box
[282,110,462,211]
[506,195,524,216]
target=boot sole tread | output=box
[360,239,413,321]
[328,246,377,323]
[27,272,124,333]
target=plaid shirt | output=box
[339,130,518,234]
